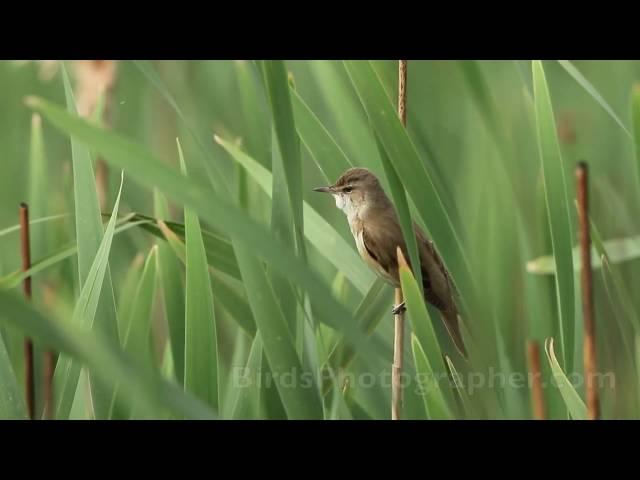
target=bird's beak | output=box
[313,186,333,194]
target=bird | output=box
[313,167,467,357]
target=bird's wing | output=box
[360,224,400,287]
[412,223,452,306]
[413,222,467,357]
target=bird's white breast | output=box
[333,194,358,234]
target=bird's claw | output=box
[392,302,406,316]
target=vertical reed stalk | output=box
[392,60,408,420]
[526,340,546,419]
[576,162,599,420]
[19,203,35,420]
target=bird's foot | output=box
[392,301,406,316]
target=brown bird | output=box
[314,167,467,357]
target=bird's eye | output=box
[344,186,353,193]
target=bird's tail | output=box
[440,307,467,359]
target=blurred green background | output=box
[0,60,638,420]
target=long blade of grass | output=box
[153,189,185,386]
[411,334,452,419]
[261,61,305,255]
[28,113,49,261]
[231,332,263,419]
[558,60,632,138]
[544,337,587,420]
[234,60,270,167]
[53,172,124,420]
[263,62,307,349]
[178,139,219,409]
[62,64,120,418]
[268,125,297,329]
[397,248,459,413]
[532,60,575,372]
[397,249,447,377]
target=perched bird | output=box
[314,167,466,357]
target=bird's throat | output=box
[334,194,362,237]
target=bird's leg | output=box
[391,301,406,316]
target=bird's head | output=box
[313,167,386,217]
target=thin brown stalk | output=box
[576,162,599,420]
[398,60,408,125]
[526,340,546,420]
[392,60,408,420]
[19,203,35,420]
[392,287,405,420]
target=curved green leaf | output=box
[231,332,264,419]
[54,172,124,420]
[544,337,587,420]
[398,250,447,376]
[411,334,452,419]
[154,189,185,386]
[179,139,219,409]
[533,60,575,372]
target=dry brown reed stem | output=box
[526,340,546,420]
[392,60,408,420]
[19,203,35,419]
[576,162,599,420]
